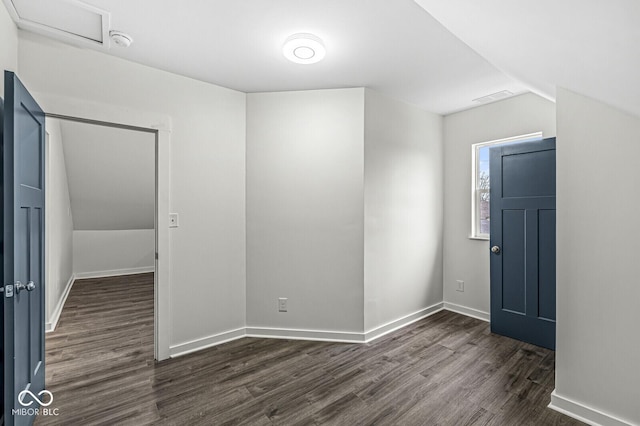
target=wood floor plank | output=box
[36,273,583,425]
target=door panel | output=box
[538,209,556,321]
[3,71,46,426]
[0,96,4,423]
[490,138,556,350]
[502,149,555,197]
[18,111,42,190]
[501,210,525,314]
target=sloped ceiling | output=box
[4,0,530,114]
[59,120,155,230]
[414,0,640,117]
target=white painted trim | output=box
[155,129,171,361]
[246,327,365,343]
[168,305,454,358]
[2,0,111,51]
[549,390,636,426]
[246,303,445,345]
[364,302,444,342]
[45,274,75,333]
[73,266,155,280]
[170,328,246,358]
[443,302,490,322]
[33,92,172,132]
[39,93,172,361]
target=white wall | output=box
[442,93,556,317]
[45,118,74,328]
[73,229,155,276]
[60,120,155,230]
[554,88,640,425]
[246,88,365,333]
[18,32,247,348]
[0,3,18,96]
[363,89,443,331]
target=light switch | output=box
[169,213,179,228]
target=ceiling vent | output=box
[3,0,111,48]
[473,90,514,104]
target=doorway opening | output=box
[43,113,162,361]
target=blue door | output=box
[2,71,47,425]
[490,138,556,350]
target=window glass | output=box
[471,133,542,239]
[477,146,490,235]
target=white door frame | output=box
[36,92,172,361]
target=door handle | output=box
[15,281,36,294]
[491,246,501,254]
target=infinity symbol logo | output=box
[18,389,54,407]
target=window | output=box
[470,132,543,239]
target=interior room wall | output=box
[73,229,155,276]
[554,88,640,425]
[44,118,74,330]
[246,88,365,334]
[442,93,556,318]
[60,120,155,231]
[363,89,444,332]
[0,2,18,96]
[18,31,247,351]
[58,120,156,277]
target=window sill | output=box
[468,235,489,241]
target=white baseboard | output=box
[549,390,635,426]
[166,302,491,360]
[74,266,155,280]
[245,327,365,343]
[46,274,75,333]
[364,302,444,342]
[443,302,490,322]
[170,304,452,357]
[170,328,246,358]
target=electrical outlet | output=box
[278,297,288,312]
[169,213,179,228]
[456,280,464,292]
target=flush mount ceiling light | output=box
[283,33,326,64]
[109,30,133,47]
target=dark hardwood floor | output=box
[37,273,582,425]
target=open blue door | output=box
[2,71,47,425]
[490,138,556,350]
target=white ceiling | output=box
[10,1,637,117]
[414,0,640,117]
[4,0,529,114]
[59,120,155,231]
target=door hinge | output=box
[1,284,14,298]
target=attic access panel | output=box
[4,0,110,48]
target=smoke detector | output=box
[109,30,133,48]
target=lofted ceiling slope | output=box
[414,0,640,117]
[4,0,529,114]
[59,120,155,231]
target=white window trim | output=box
[470,132,543,240]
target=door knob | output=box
[491,246,501,254]
[15,281,36,294]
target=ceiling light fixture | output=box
[109,30,133,48]
[283,33,326,64]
